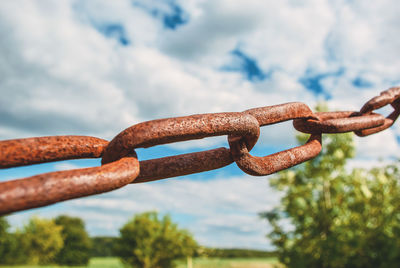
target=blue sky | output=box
[1,0,400,250]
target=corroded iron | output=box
[0,155,139,215]
[293,111,385,134]
[0,136,108,168]
[102,112,260,165]
[356,87,400,136]
[229,134,321,176]
[360,87,400,114]
[244,102,318,125]
[135,147,233,183]
[228,103,322,176]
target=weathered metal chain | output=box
[0,87,399,215]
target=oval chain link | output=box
[228,103,322,176]
[293,111,385,134]
[100,113,260,183]
[356,87,400,136]
[0,136,108,168]
[0,136,139,215]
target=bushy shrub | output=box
[114,211,197,268]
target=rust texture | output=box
[0,86,399,214]
[356,87,400,136]
[360,87,400,113]
[0,155,139,215]
[228,103,322,176]
[244,102,318,126]
[293,111,385,134]
[135,147,233,183]
[101,112,260,164]
[229,134,321,176]
[0,136,108,168]
[355,104,400,136]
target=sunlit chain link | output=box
[0,136,139,215]
[356,87,400,136]
[293,87,400,136]
[293,111,385,134]
[228,103,322,176]
[0,87,398,215]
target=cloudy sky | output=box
[1,0,399,249]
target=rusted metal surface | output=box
[102,112,260,164]
[0,86,399,214]
[244,102,318,125]
[355,104,400,136]
[0,155,139,215]
[102,113,260,183]
[356,87,400,136]
[0,136,108,168]
[293,111,385,134]
[229,134,321,176]
[228,103,322,176]
[360,87,400,113]
[135,147,233,183]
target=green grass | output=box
[0,257,280,268]
[0,258,123,268]
[176,257,280,268]
[87,258,123,268]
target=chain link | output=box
[0,87,399,215]
[293,111,385,134]
[229,103,322,176]
[0,136,108,168]
[0,155,139,215]
[356,87,400,136]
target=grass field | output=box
[0,257,281,268]
[176,257,280,268]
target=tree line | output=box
[1,211,275,267]
[0,212,197,267]
[91,236,275,259]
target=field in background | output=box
[176,257,280,268]
[0,257,281,268]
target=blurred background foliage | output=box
[261,105,400,267]
[114,211,197,268]
[18,217,64,265]
[0,216,88,265]
[54,215,92,265]
[0,212,276,267]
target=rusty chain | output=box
[0,87,399,215]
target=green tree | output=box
[0,217,27,264]
[0,217,18,264]
[91,236,118,257]
[0,217,11,261]
[19,216,64,265]
[262,121,400,267]
[114,211,197,268]
[54,215,92,265]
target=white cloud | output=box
[347,158,393,171]
[70,175,279,221]
[355,129,400,159]
[53,162,81,171]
